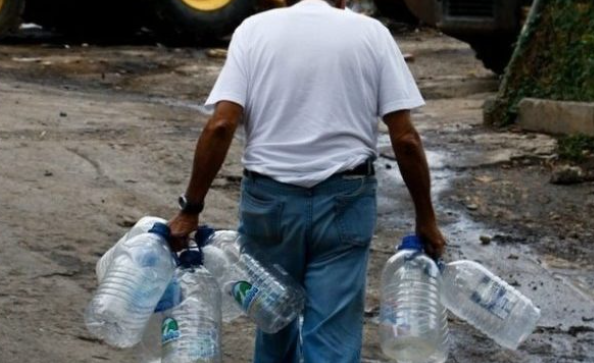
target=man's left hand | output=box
[416,221,447,259]
[168,212,199,252]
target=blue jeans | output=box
[238,172,377,363]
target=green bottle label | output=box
[161,317,180,345]
[231,281,260,312]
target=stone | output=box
[420,76,499,100]
[466,203,479,211]
[518,98,594,136]
[550,165,585,185]
[479,235,492,245]
[483,96,499,126]
[206,48,228,59]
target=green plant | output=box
[490,0,594,126]
[557,134,594,162]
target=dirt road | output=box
[0,27,593,363]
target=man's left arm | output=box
[168,101,243,251]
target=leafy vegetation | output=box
[488,0,594,126]
[557,134,594,162]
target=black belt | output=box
[243,159,375,179]
[339,159,375,176]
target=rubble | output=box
[550,165,585,185]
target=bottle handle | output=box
[404,251,423,262]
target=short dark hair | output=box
[286,0,336,6]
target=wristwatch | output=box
[178,194,204,215]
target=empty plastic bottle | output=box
[379,236,449,363]
[202,230,245,322]
[134,312,166,363]
[96,216,181,316]
[96,216,167,282]
[205,230,305,334]
[161,247,222,363]
[85,222,178,348]
[441,260,541,350]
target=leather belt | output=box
[243,159,375,179]
[338,159,375,177]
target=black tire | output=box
[469,36,517,75]
[23,0,145,41]
[373,0,417,24]
[0,0,25,38]
[149,0,256,45]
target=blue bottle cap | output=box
[179,250,203,268]
[195,225,215,247]
[397,235,424,251]
[148,222,171,241]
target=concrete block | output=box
[518,98,594,136]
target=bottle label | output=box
[161,317,181,345]
[471,276,518,320]
[231,281,260,312]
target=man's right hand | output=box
[168,212,199,252]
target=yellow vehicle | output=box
[0,0,274,43]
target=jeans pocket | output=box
[239,187,284,245]
[334,179,377,247]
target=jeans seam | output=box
[306,194,313,253]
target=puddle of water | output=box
[375,136,452,229]
[375,140,594,331]
[443,213,594,332]
[540,255,594,303]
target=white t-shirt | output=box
[206,0,424,187]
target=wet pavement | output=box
[370,98,594,363]
[1,26,593,363]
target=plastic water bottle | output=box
[202,230,245,322]
[96,216,182,317]
[441,260,541,350]
[379,236,449,363]
[205,230,305,334]
[161,248,222,363]
[134,312,166,363]
[134,281,181,363]
[85,222,178,348]
[96,216,167,282]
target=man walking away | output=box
[168,0,447,362]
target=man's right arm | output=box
[383,110,446,258]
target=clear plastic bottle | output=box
[134,312,166,363]
[379,236,449,363]
[96,216,167,282]
[96,216,181,315]
[205,230,305,334]
[85,223,178,348]
[202,230,245,322]
[441,260,541,350]
[161,248,222,363]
